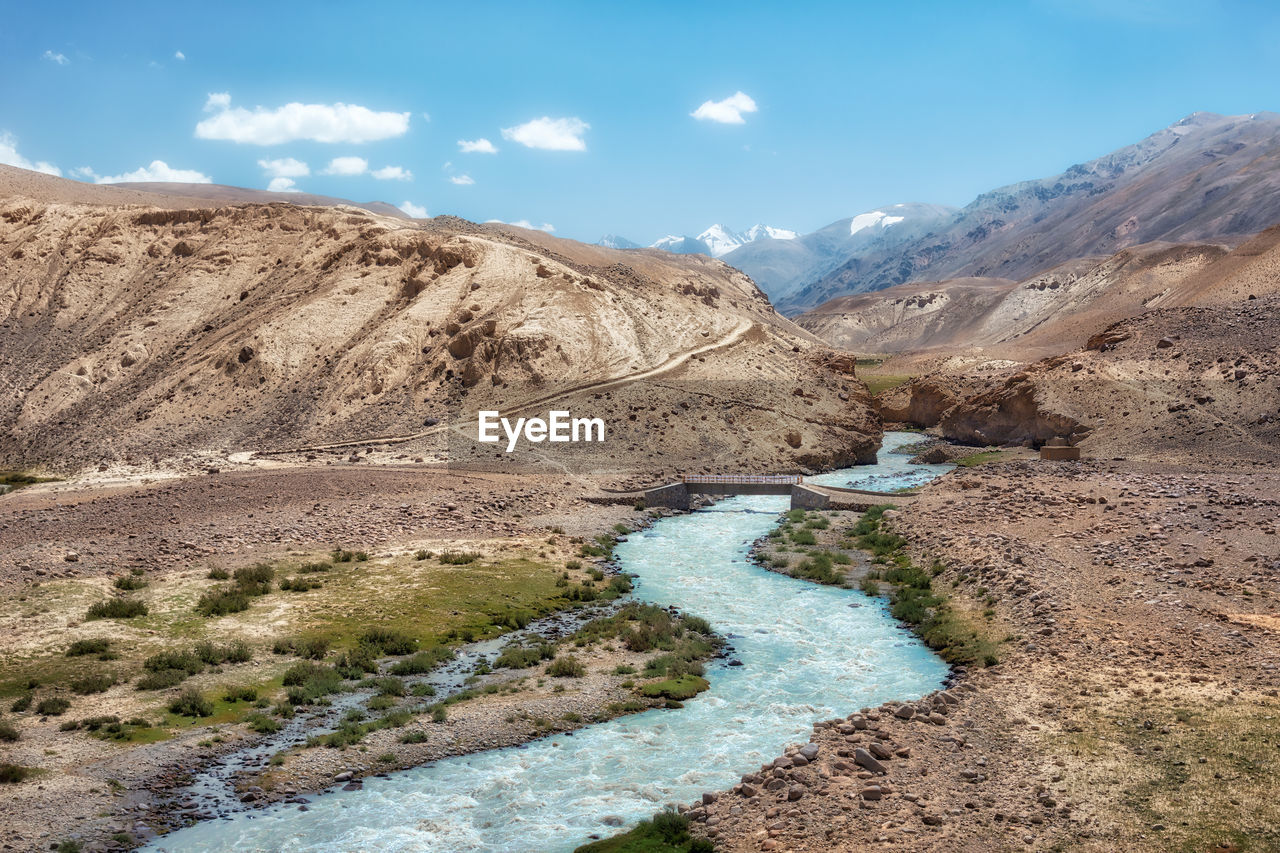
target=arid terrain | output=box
[0,153,1277,853]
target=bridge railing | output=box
[681,474,803,485]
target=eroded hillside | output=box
[0,176,879,473]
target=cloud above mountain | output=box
[0,132,61,176]
[691,91,757,124]
[196,93,410,145]
[84,160,212,184]
[501,117,589,151]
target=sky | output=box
[2,0,1280,244]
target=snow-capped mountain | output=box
[595,234,641,249]
[723,203,958,304]
[648,223,798,258]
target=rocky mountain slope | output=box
[0,168,879,474]
[873,226,1280,461]
[645,223,798,259]
[796,240,1230,357]
[781,111,1280,312]
[723,203,957,303]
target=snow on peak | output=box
[848,210,905,237]
[696,224,746,257]
[744,224,798,242]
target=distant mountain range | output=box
[596,223,799,259]
[779,111,1280,313]
[615,112,1280,317]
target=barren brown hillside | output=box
[0,169,879,474]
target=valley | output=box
[1,34,1278,853]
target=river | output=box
[147,432,951,852]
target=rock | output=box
[853,748,886,774]
[787,785,806,801]
[799,743,820,761]
[868,742,893,760]
[601,816,624,827]
[1156,337,1174,349]
[894,705,914,720]
[928,712,947,725]
[702,792,717,805]
[334,771,353,783]
[860,785,882,801]
[922,813,945,826]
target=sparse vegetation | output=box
[65,638,111,657]
[36,697,71,716]
[0,763,34,784]
[438,550,480,565]
[168,689,213,718]
[85,597,148,621]
[575,808,713,853]
[546,656,586,677]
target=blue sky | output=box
[2,0,1279,243]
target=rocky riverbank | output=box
[680,456,1280,851]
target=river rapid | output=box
[148,432,951,852]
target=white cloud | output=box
[196,93,410,145]
[458,138,497,154]
[691,91,758,124]
[258,157,309,178]
[399,201,428,218]
[91,160,212,184]
[0,132,61,176]
[267,177,299,192]
[321,156,368,176]
[501,117,588,151]
[449,174,474,186]
[174,50,186,61]
[43,50,69,65]
[371,165,412,181]
[486,218,555,233]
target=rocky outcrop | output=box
[877,378,963,427]
[939,375,1086,448]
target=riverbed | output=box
[148,432,951,852]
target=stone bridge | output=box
[642,474,914,511]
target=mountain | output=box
[780,111,1280,313]
[595,234,641,249]
[649,223,797,258]
[796,240,1231,357]
[723,203,957,303]
[0,165,880,473]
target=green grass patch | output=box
[575,809,713,853]
[862,374,912,396]
[85,597,148,621]
[953,450,1012,468]
[638,674,709,701]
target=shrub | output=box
[438,550,479,565]
[222,686,258,703]
[145,649,205,675]
[413,550,430,561]
[113,574,148,591]
[282,663,343,705]
[431,706,447,723]
[860,578,881,596]
[37,697,71,716]
[360,628,418,656]
[790,529,817,546]
[135,669,188,690]
[368,695,396,711]
[232,563,274,595]
[207,568,230,580]
[274,636,330,660]
[297,561,331,573]
[400,730,429,744]
[10,695,31,713]
[0,720,18,741]
[65,638,111,657]
[85,598,148,620]
[245,713,282,734]
[168,689,213,718]
[278,576,323,592]
[0,764,32,784]
[195,586,250,617]
[388,646,453,676]
[565,559,582,570]
[546,656,585,678]
[494,641,555,670]
[70,673,115,695]
[411,683,437,698]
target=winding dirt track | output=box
[258,319,756,455]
